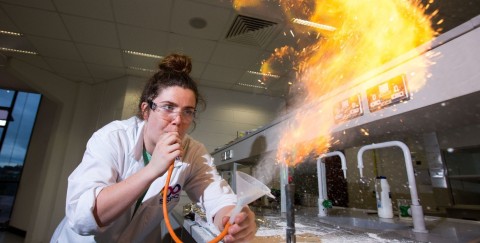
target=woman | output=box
[51,53,256,242]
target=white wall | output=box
[192,86,285,152]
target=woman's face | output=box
[141,86,196,147]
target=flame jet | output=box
[235,0,438,166]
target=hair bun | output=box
[158,53,192,74]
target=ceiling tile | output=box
[198,80,233,90]
[0,35,36,53]
[252,50,295,78]
[2,4,70,40]
[170,0,233,40]
[86,63,125,80]
[43,57,91,77]
[191,0,233,8]
[209,42,264,69]
[28,36,82,61]
[125,68,154,78]
[201,64,244,84]
[266,29,299,51]
[0,7,19,31]
[228,0,284,21]
[9,54,52,71]
[0,0,55,11]
[122,53,160,70]
[62,15,119,48]
[167,33,216,62]
[77,44,123,67]
[190,60,206,79]
[57,74,96,84]
[230,83,269,95]
[112,0,172,31]
[53,0,114,21]
[266,78,289,95]
[265,89,284,97]
[117,25,168,54]
[237,71,272,86]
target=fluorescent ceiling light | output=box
[236,83,267,89]
[123,50,163,59]
[0,30,23,36]
[292,18,336,31]
[247,70,280,78]
[127,66,156,73]
[0,47,37,55]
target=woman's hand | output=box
[147,132,182,176]
[220,206,257,242]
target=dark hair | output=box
[137,53,205,127]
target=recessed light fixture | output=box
[0,47,37,55]
[123,50,163,59]
[189,17,207,29]
[247,70,280,78]
[236,83,267,89]
[127,66,156,73]
[292,18,336,31]
[0,30,23,36]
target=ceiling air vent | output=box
[225,15,278,47]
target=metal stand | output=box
[285,183,296,243]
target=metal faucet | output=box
[317,151,347,217]
[357,141,428,233]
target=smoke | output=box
[253,152,281,186]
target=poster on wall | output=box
[333,94,363,123]
[366,74,410,112]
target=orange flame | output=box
[234,0,438,167]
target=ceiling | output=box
[0,0,480,98]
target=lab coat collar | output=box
[132,118,145,162]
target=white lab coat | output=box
[51,116,236,242]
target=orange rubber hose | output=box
[163,164,231,243]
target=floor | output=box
[0,195,24,242]
[0,231,24,243]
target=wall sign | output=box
[333,94,363,123]
[367,74,410,112]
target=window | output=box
[0,89,41,225]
